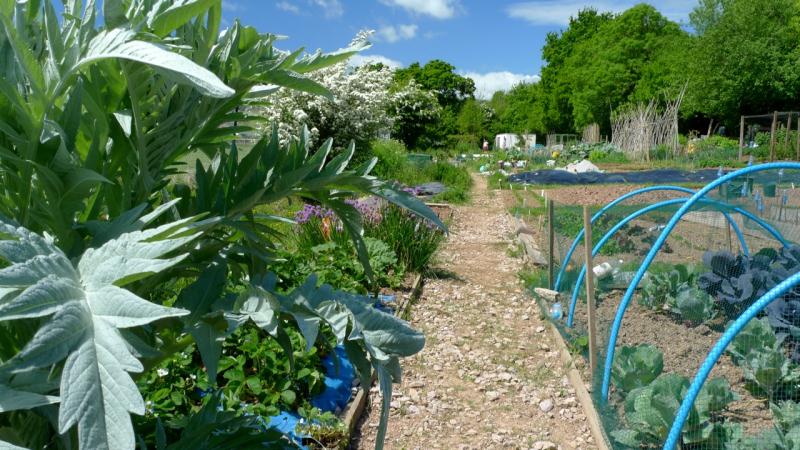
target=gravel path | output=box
[353,175,597,450]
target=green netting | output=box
[519,169,800,450]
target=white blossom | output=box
[255,62,395,148]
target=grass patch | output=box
[370,139,473,204]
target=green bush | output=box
[370,139,411,180]
[365,204,445,273]
[426,161,472,203]
[274,237,405,295]
[370,140,472,203]
[755,130,799,160]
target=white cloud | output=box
[348,54,403,69]
[506,1,696,26]
[276,1,300,14]
[463,71,540,99]
[311,0,343,18]
[376,24,418,43]
[379,0,459,19]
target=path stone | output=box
[352,175,596,449]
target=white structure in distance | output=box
[494,133,536,150]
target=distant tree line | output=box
[497,0,800,137]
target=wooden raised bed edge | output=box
[516,226,612,450]
[548,319,612,450]
[341,273,425,434]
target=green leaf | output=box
[77,29,234,98]
[280,390,296,405]
[0,217,202,450]
[0,384,58,413]
[374,365,392,450]
[148,0,216,37]
[0,439,29,450]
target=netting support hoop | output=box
[564,196,767,327]
[555,186,699,292]
[601,162,800,402]
[662,270,800,450]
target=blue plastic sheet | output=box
[266,345,356,446]
[311,346,356,412]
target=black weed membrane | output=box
[509,168,727,186]
[524,165,800,449]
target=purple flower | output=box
[295,204,336,224]
[345,197,383,225]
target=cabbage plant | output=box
[0,1,441,449]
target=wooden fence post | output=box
[739,116,745,160]
[786,114,793,151]
[547,198,555,290]
[796,113,800,161]
[770,111,778,162]
[583,207,597,375]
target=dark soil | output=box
[570,290,773,436]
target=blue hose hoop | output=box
[662,270,800,450]
[566,200,787,327]
[554,186,697,292]
[601,162,800,401]
[564,197,760,327]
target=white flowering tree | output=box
[388,79,442,149]
[258,61,395,158]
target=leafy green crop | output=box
[273,237,404,294]
[611,344,664,395]
[137,323,327,433]
[639,264,696,310]
[729,318,800,399]
[611,374,737,448]
[295,406,349,449]
[668,286,717,325]
[725,401,800,449]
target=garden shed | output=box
[495,133,536,150]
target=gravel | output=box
[352,176,597,450]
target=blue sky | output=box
[221,1,698,98]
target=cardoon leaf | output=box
[86,285,188,328]
[78,29,234,98]
[0,275,84,320]
[0,216,205,450]
[0,439,29,450]
[0,384,58,412]
[147,0,216,37]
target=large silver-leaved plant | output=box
[0,212,204,449]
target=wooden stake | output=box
[583,207,597,375]
[771,111,778,162]
[722,184,732,251]
[786,114,793,151]
[739,115,745,160]
[547,198,555,290]
[796,113,800,161]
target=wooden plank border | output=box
[549,322,612,450]
[341,272,426,434]
[516,227,612,450]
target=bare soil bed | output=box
[570,291,773,436]
[528,183,780,443]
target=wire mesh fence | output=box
[518,165,800,450]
